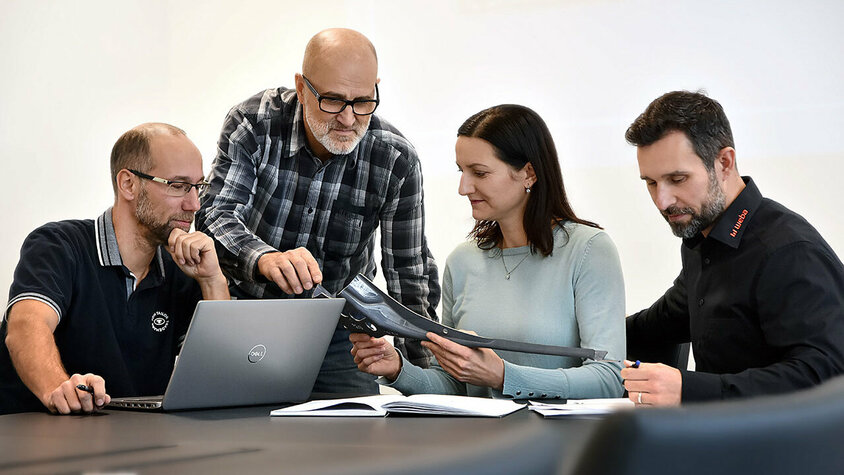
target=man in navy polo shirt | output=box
[620,91,844,406]
[0,123,230,415]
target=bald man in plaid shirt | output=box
[197,29,439,394]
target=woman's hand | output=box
[422,332,505,390]
[349,333,402,381]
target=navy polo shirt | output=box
[0,209,201,414]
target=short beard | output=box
[135,186,192,246]
[306,112,369,156]
[663,169,727,239]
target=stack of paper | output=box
[382,394,525,416]
[271,394,525,418]
[528,398,634,417]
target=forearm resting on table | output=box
[6,300,69,403]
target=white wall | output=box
[2,0,843,316]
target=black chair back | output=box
[569,375,844,475]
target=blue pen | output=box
[632,360,641,368]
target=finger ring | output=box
[637,391,643,404]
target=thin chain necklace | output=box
[502,252,530,280]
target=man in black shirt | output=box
[0,123,229,415]
[621,91,844,406]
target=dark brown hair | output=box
[625,90,734,171]
[458,104,600,256]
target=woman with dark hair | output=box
[350,104,625,399]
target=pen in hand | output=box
[76,384,105,407]
[76,384,94,394]
[632,360,641,368]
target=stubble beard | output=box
[663,170,727,239]
[135,186,193,246]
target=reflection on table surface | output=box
[0,403,600,474]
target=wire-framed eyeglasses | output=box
[127,169,210,197]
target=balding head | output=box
[302,28,378,78]
[296,29,380,160]
[110,123,186,194]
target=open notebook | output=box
[271,394,525,418]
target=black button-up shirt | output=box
[628,177,844,401]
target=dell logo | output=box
[248,344,267,363]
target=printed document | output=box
[528,398,634,417]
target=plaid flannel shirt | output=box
[196,88,440,366]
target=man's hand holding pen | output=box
[40,373,110,414]
[621,360,682,407]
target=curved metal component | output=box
[334,274,608,361]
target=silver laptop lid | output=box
[158,298,343,411]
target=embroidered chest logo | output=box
[151,311,170,332]
[729,209,749,238]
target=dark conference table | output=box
[0,402,600,474]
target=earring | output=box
[525,186,531,193]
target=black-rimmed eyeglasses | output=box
[302,75,379,116]
[128,169,210,197]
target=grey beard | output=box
[306,113,367,156]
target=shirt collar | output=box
[286,90,308,159]
[698,176,762,249]
[94,208,166,277]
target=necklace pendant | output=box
[505,273,511,280]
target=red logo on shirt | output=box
[729,209,749,238]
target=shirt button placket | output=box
[298,169,325,248]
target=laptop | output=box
[108,298,345,411]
